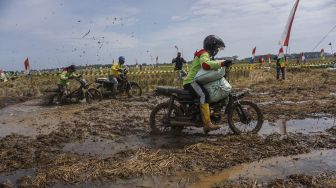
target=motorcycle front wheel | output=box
[227,101,263,134]
[149,102,183,135]
[88,88,102,101]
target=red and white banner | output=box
[267,54,271,64]
[252,46,256,56]
[278,47,284,58]
[279,0,300,46]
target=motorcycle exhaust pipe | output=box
[170,120,199,127]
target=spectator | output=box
[172,52,187,70]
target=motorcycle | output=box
[45,76,101,105]
[95,67,142,98]
[150,80,263,135]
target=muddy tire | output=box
[150,102,183,135]
[85,91,93,104]
[88,88,102,101]
[46,94,59,105]
[129,82,142,96]
[227,101,263,134]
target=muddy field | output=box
[1,68,336,187]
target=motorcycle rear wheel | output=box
[227,101,263,134]
[150,102,183,135]
[128,82,142,96]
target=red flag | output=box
[278,47,284,56]
[24,57,30,71]
[252,47,256,55]
[267,54,271,64]
[279,0,300,46]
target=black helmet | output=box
[119,56,125,64]
[68,65,76,72]
[203,35,225,57]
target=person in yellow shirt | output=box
[109,56,125,94]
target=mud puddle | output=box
[53,175,196,188]
[62,136,149,157]
[0,99,72,138]
[0,168,35,186]
[62,135,207,157]
[180,117,336,136]
[0,99,44,116]
[191,149,336,188]
[260,117,336,135]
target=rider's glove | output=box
[221,60,233,68]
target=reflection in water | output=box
[260,117,336,135]
[191,149,336,188]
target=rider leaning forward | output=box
[109,56,125,94]
[183,35,232,132]
[58,65,80,98]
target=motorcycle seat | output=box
[156,86,191,95]
[96,78,110,83]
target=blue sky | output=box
[0,0,335,71]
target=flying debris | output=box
[81,29,90,38]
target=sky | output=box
[0,0,335,71]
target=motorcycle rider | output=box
[58,65,80,99]
[183,35,232,132]
[109,56,125,96]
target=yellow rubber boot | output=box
[200,103,220,132]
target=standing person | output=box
[172,52,187,79]
[172,52,187,70]
[109,56,126,96]
[276,50,286,80]
[183,35,232,132]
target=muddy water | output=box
[261,117,336,135]
[63,149,336,188]
[182,117,336,136]
[191,149,336,188]
[62,136,150,157]
[0,168,35,185]
[62,135,207,157]
[0,99,58,137]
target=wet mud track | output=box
[1,70,336,187]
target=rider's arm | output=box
[60,71,68,81]
[70,72,80,78]
[199,53,221,70]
